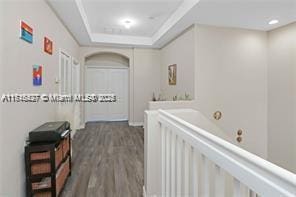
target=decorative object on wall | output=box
[236,136,242,143]
[152,92,156,101]
[213,111,222,120]
[173,95,178,101]
[20,21,33,43]
[44,37,53,55]
[185,93,190,100]
[168,64,176,85]
[33,65,42,86]
[236,129,243,143]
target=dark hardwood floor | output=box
[61,121,144,197]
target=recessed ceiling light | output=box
[122,19,133,29]
[269,19,279,25]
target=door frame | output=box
[71,57,82,130]
[58,49,72,95]
[85,65,129,122]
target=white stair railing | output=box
[144,109,296,197]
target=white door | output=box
[59,51,72,95]
[72,59,81,129]
[86,67,128,122]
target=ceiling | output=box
[47,0,296,48]
[82,0,183,37]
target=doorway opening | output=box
[85,52,129,122]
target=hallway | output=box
[61,122,144,197]
[1,1,296,196]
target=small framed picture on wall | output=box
[44,37,53,55]
[33,65,42,86]
[168,64,176,85]
[20,21,33,43]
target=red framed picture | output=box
[44,37,53,55]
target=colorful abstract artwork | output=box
[33,65,42,86]
[20,21,33,43]
[168,64,177,85]
[44,37,53,55]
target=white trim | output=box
[143,186,146,197]
[91,33,152,46]
[157,109,296,197]
[74,0,92,40]
[86,65,129,70]
[79,123,85,130]
[152,0,200,44]
[73,0,200,47]
[128,122,144,127]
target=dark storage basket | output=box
[31,158,70,197]
[30,143,63,175]
[62,135,70,158]
[25,131,71,197]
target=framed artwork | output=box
[20,21,33,43]
[168,64,176,85]
[33,65,42,86]
[44,37,53,55]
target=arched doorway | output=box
[85,52,129,122]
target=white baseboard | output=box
[143,186,159,197]
[79,123,85,129]
[128,121,144,127]
[143,186,146,197]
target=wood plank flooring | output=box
[61,121,144,197]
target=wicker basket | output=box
[62,136,70,158]
[56,158,70,195]
[31,163,51,175]
[30,151,50,161]
[32,177,51,190]
[34,192,51,197]
[31,143,63,175]
[32,158,70,197]
[55,144,63,168]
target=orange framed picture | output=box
[44,37,53,55]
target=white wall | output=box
[133,49,161,124]
[0,1,4,194]
[267,22,296,173]
[85,52,129,67]
[0,1,79,196]
[160,27,195,100]
[80,47,161,125]
[194,25,268,158]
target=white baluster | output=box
[161,124,166,196]
[249,190,257,197]
[233,178,241,197]
[240,184,249,197]
[215,164,225,197]
[191,148,199,197]
[183,142,190,196]
[181,140,185,195]
[201,154,210,196]
[171,130,176,197]
[166,128,171,196]
[176,136,182,196]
